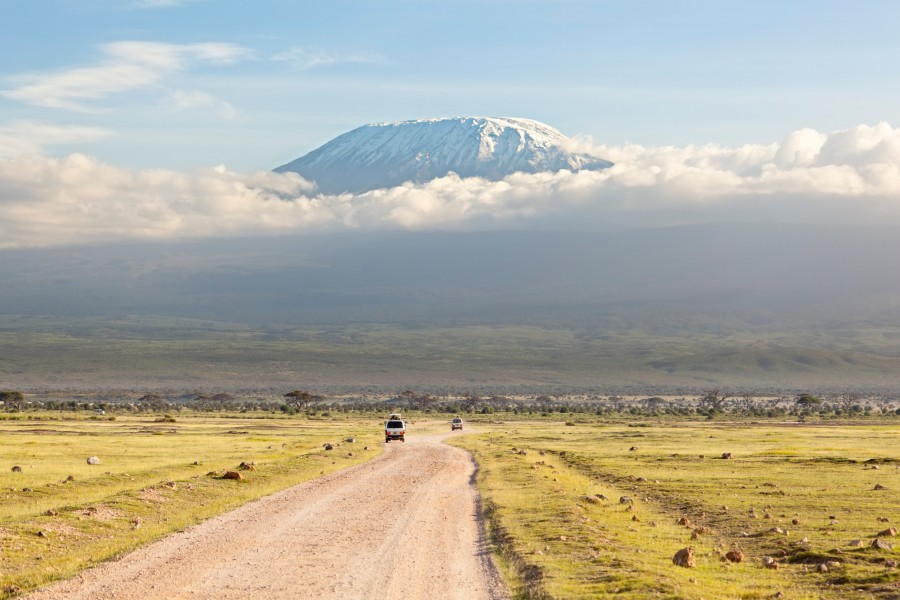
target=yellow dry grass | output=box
[452,420,900,599]
[0,412,384,597]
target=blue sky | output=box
[4,0,900,172]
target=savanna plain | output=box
[1,408,898,599]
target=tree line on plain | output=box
[2,389,898,418]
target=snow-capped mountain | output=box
[275,117,613,194]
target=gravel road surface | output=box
[26,431,508,600]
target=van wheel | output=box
[385,437,390,443]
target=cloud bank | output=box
[1,123,899,248]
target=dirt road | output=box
[27,431,508,600]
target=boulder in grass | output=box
[222,471,243,480]
[874,484,888,491]
[725,550,744,563]
[86,456,101,465]
[11,466,22,473]
[722,452,733,459]
[672,547,695,568]
[877,527,897,537]
[872,538,894,551]
[762,556,779,569]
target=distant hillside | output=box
[1,223,899,391]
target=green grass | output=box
[451,420,900,599]
[0,412,384,597]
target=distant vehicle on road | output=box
[451,417,463,431]
[385,414,406,442]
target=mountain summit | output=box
[275,117,612,194]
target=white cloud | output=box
[168,90,236,118]
[272,47,384,70]
[1,123,900,248]
[0,121,113,158]
[3,41,249,111]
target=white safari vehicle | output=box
[385,414,406,442]
[450,417,463,431]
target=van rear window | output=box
[387,420,403,428]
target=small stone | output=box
[673,547,695,568]
[885,559,898,568]
[877,517,890,523]
[791,519,800,525]
[11,466,22,473]
[323,443,334,451]
[619,496,633,504]
[164,481,177,490]
[45,509,59,516]
[345,438,355,443]
[874,484,887,490]
[558,535,567,541]
[769,527,785,535]
[677,516,692,527]
[629,446,637,451]
[762,556,779,569]
[222,471,243,480]
[722,452,733,459]
[86,456,101,465]
[816,563,828,573]
[36,530,48,538]
[877,527,897,537]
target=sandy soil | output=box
[26,431,508,600]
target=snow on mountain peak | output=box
[275,117,612,194]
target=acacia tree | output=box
[836,392,862,412]
[700,389,732,411]
[462,393,481,413]
[795,393,823,407]
[872,395,895,414]
[415,394,436,411]
[284,390,324,412]
[0,391,25,412]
